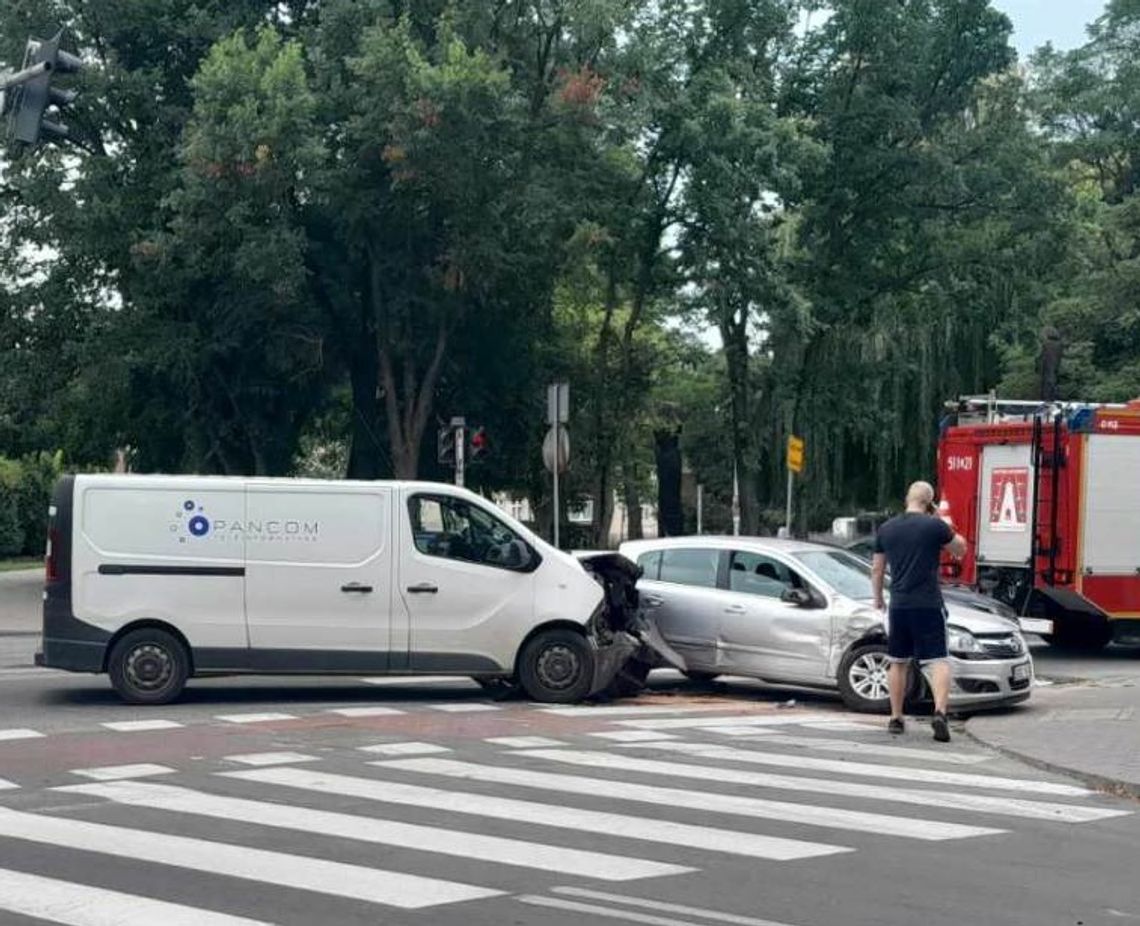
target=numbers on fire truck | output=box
[947,456,973,472]
[1100,419,1120,431]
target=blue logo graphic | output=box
[183,500,195,512]
[188,514,211,537]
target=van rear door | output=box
[244,484,393,670]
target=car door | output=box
[635,547,723,671]
[396,491,536,673]
[243,484,393,670]
[716,549,833,683]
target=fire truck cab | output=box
[938,395,1140,651]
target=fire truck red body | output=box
[937,396,1140,649]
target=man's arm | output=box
[871,552,887,611]
[944,532,967,560]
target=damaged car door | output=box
[635,547,721,673]
[717,550,833,683]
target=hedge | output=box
[0,452,64,558]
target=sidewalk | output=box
[967,680,1140,798]
[0,568,41,634]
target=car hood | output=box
[943,600,1020,634]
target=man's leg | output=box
[888,661,909,720]
[929,659,951,716]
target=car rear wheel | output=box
[838,643,922,713]
[108,628,190,705]
[518,628,595,703]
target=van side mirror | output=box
[781,587,813,607]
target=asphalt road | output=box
[1,674,1138,926]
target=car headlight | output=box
[947,626,984,656]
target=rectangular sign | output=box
[988,467,1029,533]
[787,435,804,474]
[546,382,570,425]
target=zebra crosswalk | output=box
[0,719,1131,925]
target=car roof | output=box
[619,535,837,558]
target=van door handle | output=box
[407,583,438,594]
[724,605,747,615]
[341,583,373,594]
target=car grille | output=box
[976,634,1026,658]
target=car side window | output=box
[658,548,719,589]
[409,495,531,570]
[636,551,662,580]
[728,551,804,599]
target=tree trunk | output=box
[346,316,384,480]
[624,472,644,540]
[654,429,684,537]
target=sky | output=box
[992,0,1107,56]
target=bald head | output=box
[906,481,936,513]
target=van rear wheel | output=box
[518,628,595,703]
[108,628,189,705]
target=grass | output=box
[0,557,41,573]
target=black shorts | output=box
[887,607,948,663]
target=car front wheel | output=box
[837,643,922,713]
[518,628,595,703]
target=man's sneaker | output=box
[932,712,951,743]
[888,717,905,736]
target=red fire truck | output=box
[937,395,1140,650]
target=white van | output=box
[37,474,641,704]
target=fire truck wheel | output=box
[1044,621,1112,652]
[838,643,924,713]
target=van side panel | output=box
[72,480,247,651]
[243,485,392,658]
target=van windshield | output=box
[793,549,886,601]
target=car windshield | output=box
[793,549,884,601]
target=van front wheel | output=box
[108,628,190,705]
[518,629,595,703]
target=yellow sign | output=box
[787,434,805,474]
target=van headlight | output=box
[947,626,984,656]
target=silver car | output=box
[620,537,1033,713]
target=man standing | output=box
[871,481,967,742]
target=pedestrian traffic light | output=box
[469,426,488,463]
[5,31,82,147]
[437,425,456,467]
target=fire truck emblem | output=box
[989,467,1029,532]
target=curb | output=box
[964,722,1140,803]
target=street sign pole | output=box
[451,417,466,489]
[785,468,794,537]
[546,383,569,549]
[552,434,560,549]
[732,465,740,537]
[696,484,704,535]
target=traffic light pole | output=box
[785,468,794,538]
[451,417,465,489]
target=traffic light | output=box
[469,426,488,463]
[437,425,456,467]
[4,31,82,147]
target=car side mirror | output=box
[781,587,813,607]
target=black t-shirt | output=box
[873,513,954,610]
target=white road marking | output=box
[519,749,1128,824]
[224,752,318,766]
[360,676,473,687]
[428,703,502,712]
[214,712,295,724]
[0,728,44,741]
[708,729,992,765]
[626,741,1091,796]
[485,736,567,748]
[796,720,882,732]
[0,806,499,909]
[100,720,184,733]
[382,757,1003,841]
[553,886,803,926]
[615,714,834,731]
[71,764,174,781]
[0,866,273,926]
[226,767,848,861]
[359,742,452,756]
[590,730,680,742]
[518,893,802,926]
[329,706,406,717]
[538,705,738,718]
[63,780,690,883]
